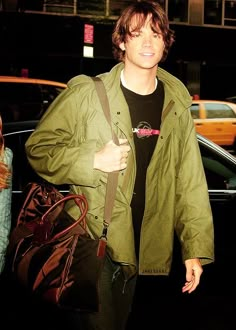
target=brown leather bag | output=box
[16,181,64,228]
[7,189,106,312]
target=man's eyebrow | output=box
[130,27,141,31]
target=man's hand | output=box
[182,258,203,294]
[94,139,131,172]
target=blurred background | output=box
[0,0,236,100]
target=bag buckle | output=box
[97,221,108,258]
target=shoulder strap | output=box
[91,76,119,230]
[92,77,119,145]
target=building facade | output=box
[1,0,236,100]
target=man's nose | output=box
[142,35,152,46]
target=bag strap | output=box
[92,76,119,235]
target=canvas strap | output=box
[92,77,119,233]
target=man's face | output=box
[119,14,165,70]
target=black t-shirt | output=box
[121,80,164,257]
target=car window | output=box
[205,103,236,119]
[0,83,41,122]
[40,84,65,113]
[199,142,236,189]
[0,83,64,122]
[190,103,200,119]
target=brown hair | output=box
[112,1,175,62]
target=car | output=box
[0,75,67,122]
[190,99,236,151]
[2,120,236,296]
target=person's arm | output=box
[25,89,100,186]
[26,87,131,186]
[175,111,214,292]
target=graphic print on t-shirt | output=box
[132,121,160,139]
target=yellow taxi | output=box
[0,75,67,122]
[190,99,236,150]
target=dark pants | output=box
[78,255,137,330]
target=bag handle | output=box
[92,77,119,233]
[36,194,88,243]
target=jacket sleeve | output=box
[25,86,103,187]
[175,110,215,265]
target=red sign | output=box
[84,24,94,44]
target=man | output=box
[25,1,214,329]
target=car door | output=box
[190,101,212,141]
[197,137,236,295]
[191,101,236,147]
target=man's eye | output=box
[131,32,140,38]
[153,32,162,39]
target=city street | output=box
[1,3,236,330]
[1,269,235,330]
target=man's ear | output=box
[119,42,125,51]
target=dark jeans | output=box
[78,254,137,330]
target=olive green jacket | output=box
[25,62,214,276]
